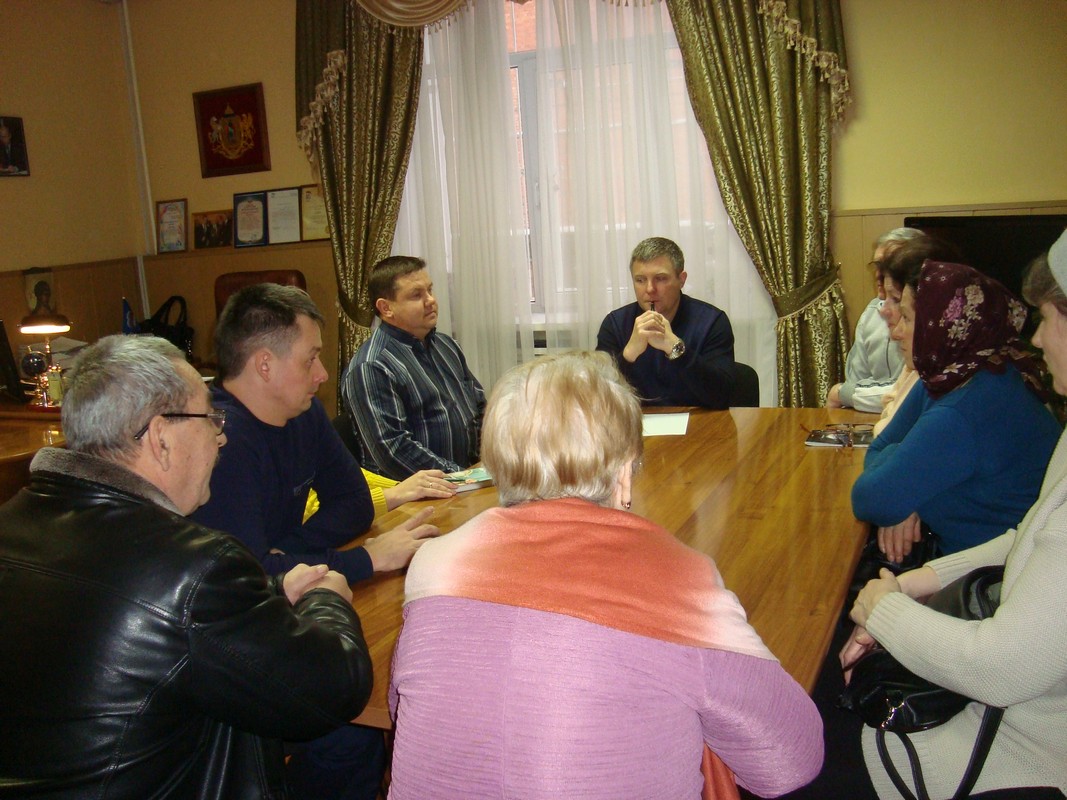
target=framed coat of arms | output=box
[192,83,271,179]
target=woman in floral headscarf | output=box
[851,260,1061,563]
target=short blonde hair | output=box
[482,351,643,507]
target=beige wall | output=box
[127,0,338,407]
[0,0,338,403]
[0,0,141,272]
[832,0,1067,327]
[127,0,317,216]
[0,0,317,276]
[834,0,1067,211]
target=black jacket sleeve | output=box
[185,541,373,742]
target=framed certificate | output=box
[233,191,268,248]
[156,199,188,253]
[266,187,301,245]
[300,184,330,241]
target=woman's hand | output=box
[850,568,902,628]
[840,625,878,685]
[383,469,457,510]
[877,511,923,563]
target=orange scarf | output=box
[405,497,776,800]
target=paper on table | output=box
[642,412,689,436]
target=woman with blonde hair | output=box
[388,351,822,799]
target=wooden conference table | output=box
[0,408,64,504]
[348,406,872,730]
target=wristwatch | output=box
[667,340,686,361]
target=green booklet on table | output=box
[446,466,494,492]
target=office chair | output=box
[729,362,760,407]
[331,409,362,464]
[213,270,307,317]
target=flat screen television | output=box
[0,319,29,404]
[903,214,1067,301]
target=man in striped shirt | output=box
[343,256,486,482]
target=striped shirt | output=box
[342,322,485,480]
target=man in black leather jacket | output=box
[0,335,374,799]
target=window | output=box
[396,0,774,394]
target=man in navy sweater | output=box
[597,236,736,408]
[193,282,439,800]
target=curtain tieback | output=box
[771,267,840,320]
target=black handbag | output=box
[838,565,1005,800]
[842,523,942,628]
[139,295,194,360]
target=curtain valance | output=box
[355,0,467,28]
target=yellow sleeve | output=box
[362,468,397,520]
[302,469,397,524]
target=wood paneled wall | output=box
[141,241,341,412]
[0,258,141,363]
[8,200,1066,416]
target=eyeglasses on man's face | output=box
[133,409,227,441]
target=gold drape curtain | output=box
[296,0,423,390]
[298,0,852,406]
[666,0,851,406]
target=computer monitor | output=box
[0,319,29,404]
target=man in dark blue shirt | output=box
[597,236,736,408]
[192,283,440,800]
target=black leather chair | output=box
[331,409,362,464]
[728,362,760,407]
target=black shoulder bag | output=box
[139,295,194,360]
[841,522,942,628]
[838,565,1005,800]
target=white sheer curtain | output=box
[395,0,778,403]
[393,0,534,390]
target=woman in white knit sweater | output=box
[842,229,1067,800]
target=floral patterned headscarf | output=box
[914,261,1049,401]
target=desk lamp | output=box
[18,311,71,408]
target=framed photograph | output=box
[156,199,188,253]
[300,184,330,241]
[0,116,30,176]
[23,270,55,315]
[192,83,271,179]
[192,209,234,249]
[233,191,268,248]
[266,187,301,245]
